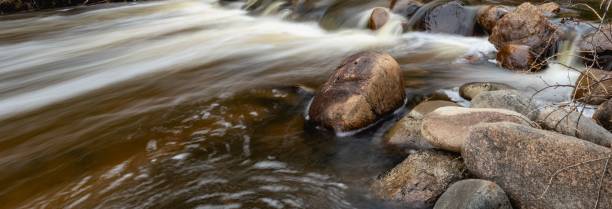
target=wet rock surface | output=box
[537,106,612,147]
[408,100,459,119]
[308,51,405,132]
[368,7,390,30]
[433,179,512,209]
[471,89,538,120]
[579,24,612,70]
[496,44,538,72]
[573,68,612,105]
[390,0,422,18]
[372,150,466,209]
[593,99,612,131]
[421,106,537,152]
[459,82,514,101]
[463,122,612,209]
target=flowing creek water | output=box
[0,0,601,208]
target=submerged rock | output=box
[471,89,538,120]
[308,51,405,132]
[368,7,390,30]
[463,122,612,209]
[383,116,432,153]
[496,44,539,72]
[408,100,459,119]
[372,150,466,209]
[433,179,512,209]
[579,24,612,70]
[573,68,612,105]
[421,106,537,152]
[422,1,476,36]
[537,106,612,148]
[593,99,612,131]
[476,5,510,34]
[489,3,559,72]
[459,82,514,101]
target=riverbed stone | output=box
[368,7,389,30]
[593,99,612,131]
[537,106,612,148]
[308,51,405,132]
[459,82,514,101]
[578,24,612,70]
[573,68,612,105]
[537,2,560,17]
[421,106,537,153]
[471,90,538,120]
[372,150,466,209]
[490,3,559,72]
[408,100,459,119]
[476,5,510,34]
[433,179,512,209]
[390,0,422,17]
[422,1,476,36]
[463,122,612,209]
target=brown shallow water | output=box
[0,0,599,208]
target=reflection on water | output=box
[0,0,586,208]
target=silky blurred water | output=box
[0,0,590,208]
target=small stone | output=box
[471,89,538,120]
[368,7,390,30]
[433,179,512,209]
[459,82,514,101]
[476,5,510,34]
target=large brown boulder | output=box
[421,106,538,152]
[463,122,612,209]
[434,179,512,209]
[537,106,612,147]
[573,68,612,105]
[459,82,514,101]
[308,52,405,132]
[476,5,510,34]
[593,99,612,131]
[372,150,466,209]
[490,3,559,71]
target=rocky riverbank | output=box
[302,1,612,208]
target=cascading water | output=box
[0,0,594,208]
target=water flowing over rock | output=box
[368,7,390,30]
[489,3,559,72]
[421,106,537,152]
[471,89,538,120]
[573,68,612,105]
[463,122,612,209]
[476,5,510,34]
[308,51,405,133]
[433,179,512,209]
[372,150,466,209]
[537,106,612,147]
[593,99,612,131]
[459,82,514,101]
